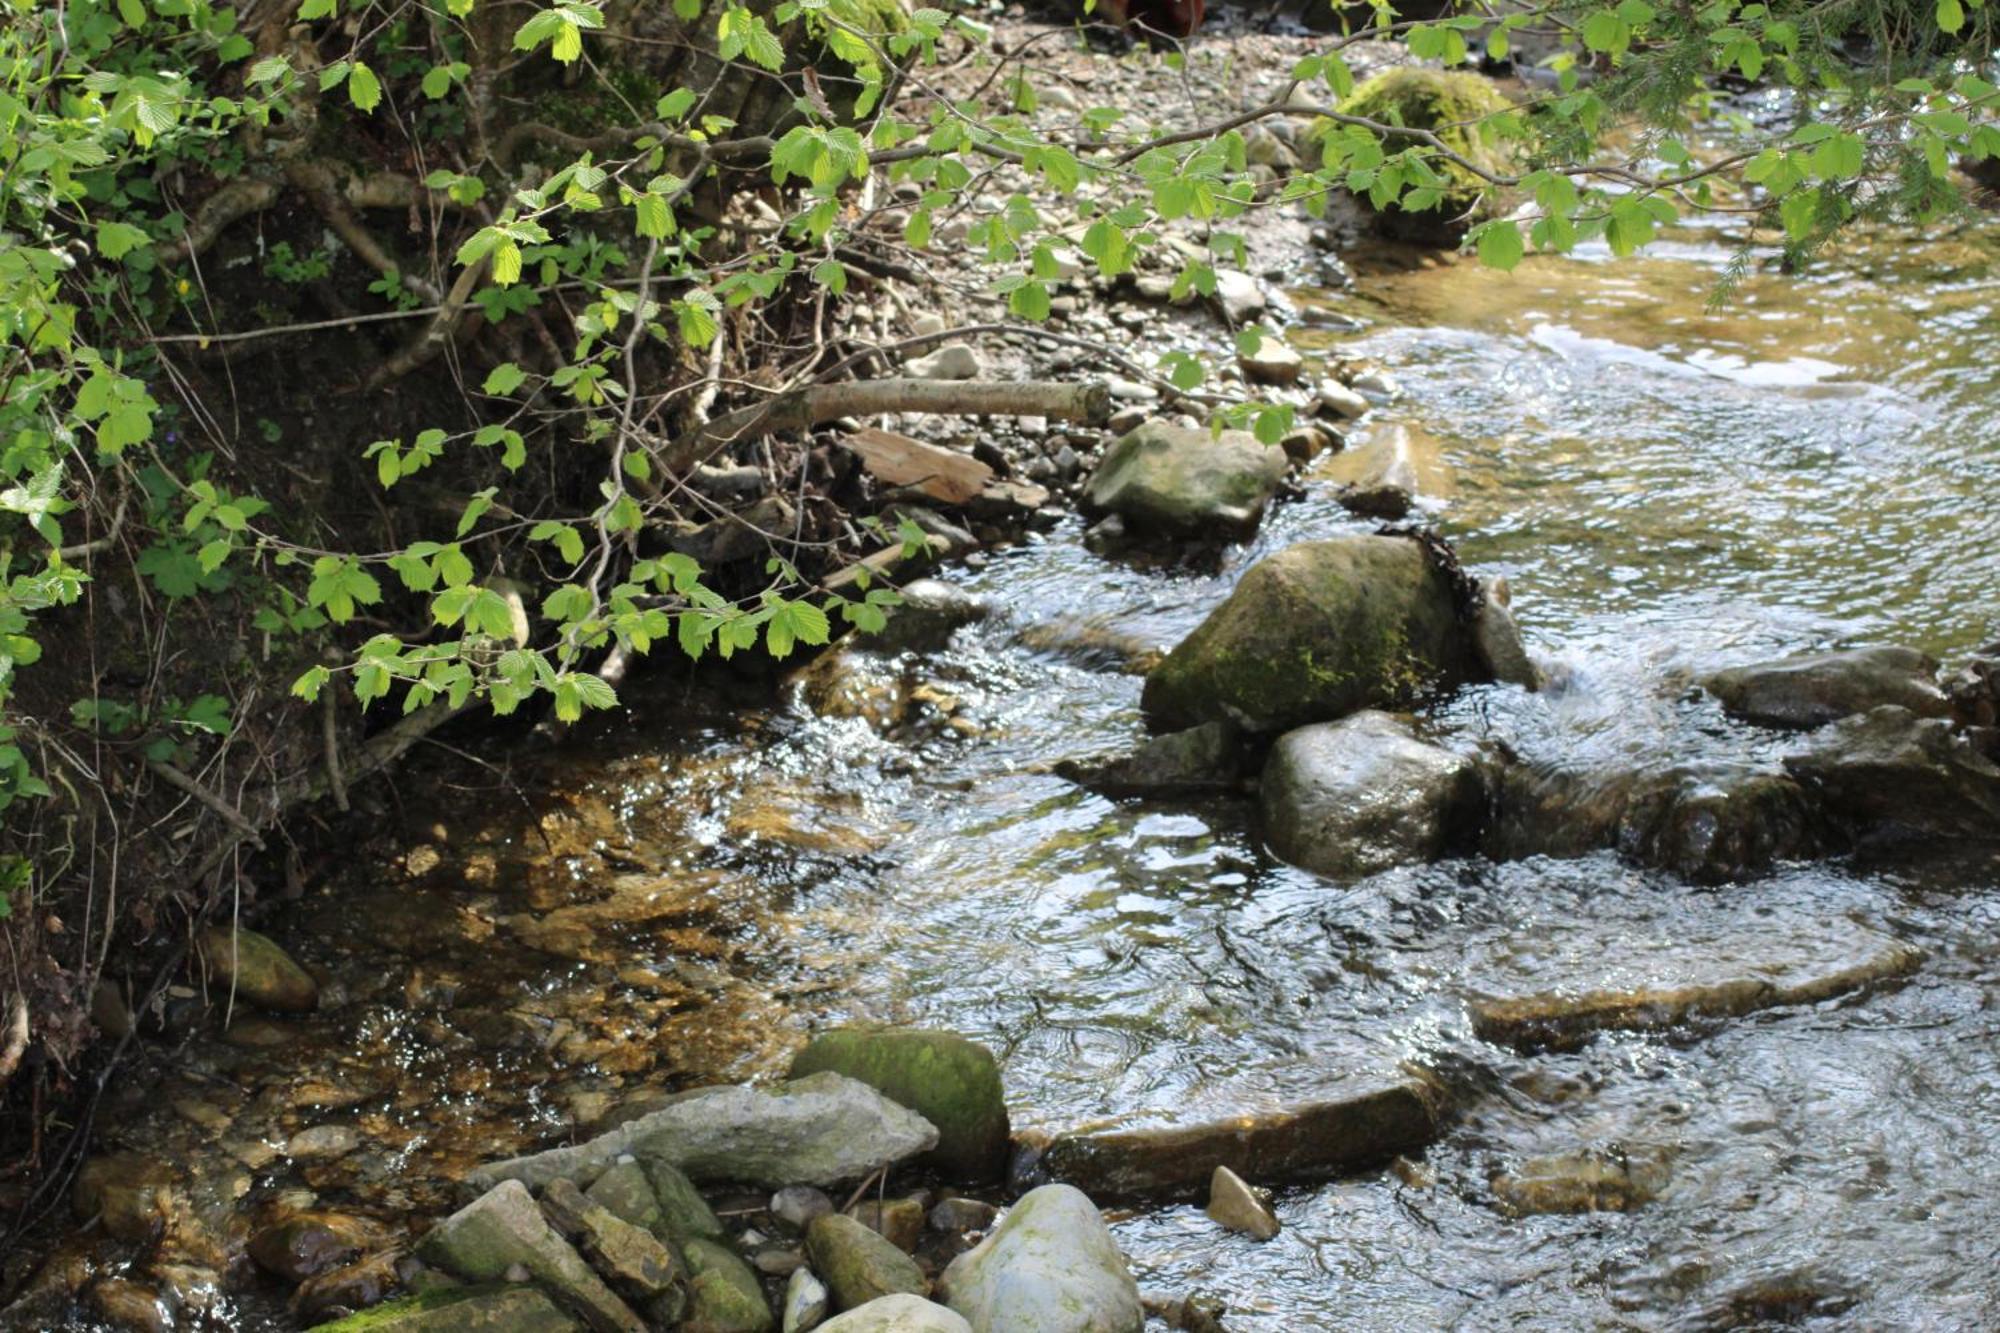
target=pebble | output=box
[904,343,981,380]
[783,1266,830,1332]
[1316,380,1370,420]
[772,1186,835,1232]
[1205,1166,1280,1240]
[927,1197,1000,1234]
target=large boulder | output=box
[1037,1074,1438,1198]
[463,1074,938,1193]
[1259,712,1482,880]
[1141,537,1490,734]
[415,1181,645,1333]
[789,1029,1010,1182]
[938,1185,1141,1333]
[1702,646,1948,729]
[1784,706,2000,844]
[1079,420,1288,538]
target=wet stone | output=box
[198,925,319,1012]
[248,1210,385,1283]
[1703,646,1948,730]
[292,1250,403,1323]
[789,1029,1009,1181]
[288,1124,362,1162]
[1040,1075,1440,1198]
[1204,1167,1279,1241]
[87,1278,168,1333]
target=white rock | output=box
[1352,369,1402,402]
[1238,338,1303,386]
[940,1185,1141,1333]
[1315,380,1370,420]
[819,1294,972,1331]
[905,344,981,380]
[783,1266,830,1332]
[1212,269,1267,323]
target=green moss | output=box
[789,1027,1009,1181]
[314,1286,578,1332]
[1324,68,1516,240]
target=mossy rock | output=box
[197,925,318,1012]
[313,1285,580,1332]
[1323,68,1515,244]
[789,1028,1008,1181]
[682,1238,774,1333]
[1141,537,1486,734]
[806,1214,929,1312]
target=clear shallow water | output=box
[57,224,2000,1329]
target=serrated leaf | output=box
[347,61,381,111]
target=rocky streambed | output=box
[11,15,2000,1333]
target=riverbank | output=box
[8,8,2000,1331]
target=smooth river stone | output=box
[1470,917,1924,1052]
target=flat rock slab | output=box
[1037,1074,1439,1199]
[1470,919,1923,1051]
[1703,646,1947,730]
[463,1073,937,1194]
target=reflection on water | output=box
[72,224,2000,1328]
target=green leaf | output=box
[292,666,331,702]
[1937,0,1965,32]
[1475,219,1525,271]
[298,0,336,18]
[422,65,455,100]
[347,61,381,112]
[483,363,527,395]
[96,221,151,260]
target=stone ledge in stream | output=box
[461,1073,939,1195]
[1029,1073,1442,1199]
[1702,646,1949,731]
[1783,705,2000,845]
[1469,922,1924,1052]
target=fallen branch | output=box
[661,377,1110,475]
[146,758,265,849]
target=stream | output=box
[57,219,2000,1330]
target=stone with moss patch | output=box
[789,1028,1009,1181]
[1320,68,1515,243]
[681,1237,774,1332]
[1141,536,1486,734]
[312,1285,581,1332]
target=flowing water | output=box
[58,221,2000,1330]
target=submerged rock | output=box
[464,1074,939,1193]
[1259,712,1482,880]
[1056,721,1247,798]
[198,925,318,1012]
[939,1185,1142,1333]
[1784,705,2000,844]
[1204,1167,1279,1240]
[247,1211,385,1284]
[1079,420,1289,539]
[1490,1145,1672,1216]
[1703,646,1948,729]
[819,1295,973,1332]
[789,1029,1010,1182]
[855,580,992,656]
[806,1214,928,1310]
[87,1278,168,1333]
[1471,920,1924,1051]
[313,1285,585,1332]
[1038,1075,1439,1197]
[416,1181,644,1333]
[1141,537,1488,734]
[292,1250,403,1323]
